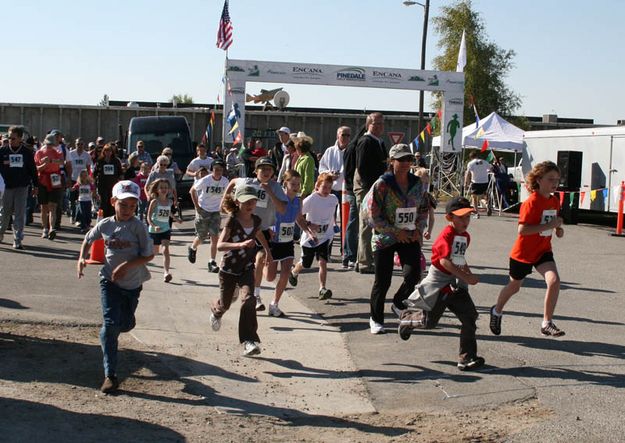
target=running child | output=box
[72,169,96,233]
[188,161,229,272]
[147,178,182,283]
[210,185,273,356]
[289,172,338,300]
[265,170,312,316]
[400,196,484,371]
[489,161,565,337]
[222,157,288,311]
[77,180,154,393]
[132,161,150,221]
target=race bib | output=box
[206,186,224,196]
[316,224,329,234]
[256,188,268,208]
[9,154,23,168]
[395,207,417,230]
[450,235,468,266]
[50,173,62,188]
[79,185,91,195]
[540,209,557,237]
[156,206,170,222]
[74,158,85,167]
[278,222,294,243]
[103,164,115,175]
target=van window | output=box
[129,131,192,156]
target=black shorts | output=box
[470,182,488,195]
[255,229,271,249]
[301,240,330,268]
[269,241,295,262]
[149,230,171,245]
[509,251,555,280]
[38,186,63,205]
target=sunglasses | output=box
[340,134,351,138]
[394,157,413,163]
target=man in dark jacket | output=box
[353,112,387,273]
[269,126,290,174]
[0,126,39,249]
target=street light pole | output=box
[403,0,430,151]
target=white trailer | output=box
[519,126,625,213]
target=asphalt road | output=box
[1,208,624,442]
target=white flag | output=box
[456,30,467,72]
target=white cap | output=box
[276,126,291,135]
[112,180,140,200]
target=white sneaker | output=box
[210,313,221,331]
[369,317,385,334]
[268,303,284,317]
[255,294,266,311]
[243,340,261,356]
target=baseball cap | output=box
[255,156,276,171]
[112,180,141,200]
[88,142,96,149]
[211,159,226,170]
[234,185,259,203]
[49,129,62,136]
[44,134,56,145]
[445,196,475,216]
[389,143,413,160]
[276,126,291,135]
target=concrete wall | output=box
[0,102,421,152]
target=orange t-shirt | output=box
[509,191,560,264]
[34,147,64,191]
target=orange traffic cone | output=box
[86,210,105,264]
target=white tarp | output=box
[432,112,525,153]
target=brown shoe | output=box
[100,376,119,393]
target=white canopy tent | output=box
[432,112,525,152]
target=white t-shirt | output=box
[300,192,339,247]
[77,184,94,202]
[187,156,214,180]
[193,174,229,212]
[68,150,93,181]
[466,159,491,184]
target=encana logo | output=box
[336,67,366,81]
[293,67,323,74]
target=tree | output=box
[431,0,521,125]
[171,94,194,106]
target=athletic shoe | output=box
[390,303,404,318]
[187,246,197,263]
[208,260,220,273]
[13,241,24,250]
[348,261,356,270]
[341,260,349,270]
[369,318,385,334]
[41,230,49,239]
[75,221,82,227]
[541,321,565,337]
[210,313,221,331]
[0,234,3,243]
[243,341,261,356]
[398,317,423,341]
[255,295,266,311]
[100,375,119,393]
[489,305,502,335]
[457,356,485,371]
[319,288,333,300]
[164,273,172,283]
[486,206,492,216]
[288,272,298,287]
[359,267,375,275]
[48,230,57,240]
[473,213,480,219]
[268,303,285,317]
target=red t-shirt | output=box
[509,191,560,264]
[34,147,64,191]
[430,225,471,274]
[133,173,149,201]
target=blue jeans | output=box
[343,192,358,263]
[137,199,148,222]
[99,279,142,377]
[77,201,92,230]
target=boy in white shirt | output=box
[189,160,229,272]
[289,172,338,300]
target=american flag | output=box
[216,0,233,51]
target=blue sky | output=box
[2,0,623,125]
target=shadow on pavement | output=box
[0,298,29,310]
[0,397,184,443]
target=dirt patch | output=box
[0,321,551,442]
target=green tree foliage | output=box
[171,94,194,105]
[431,0,521,125]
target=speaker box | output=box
[557,151,583,189]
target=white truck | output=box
[518,126,625,214]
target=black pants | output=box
[424,288,478,360]
[370,241,421,324]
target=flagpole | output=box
[222,51,228,151]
